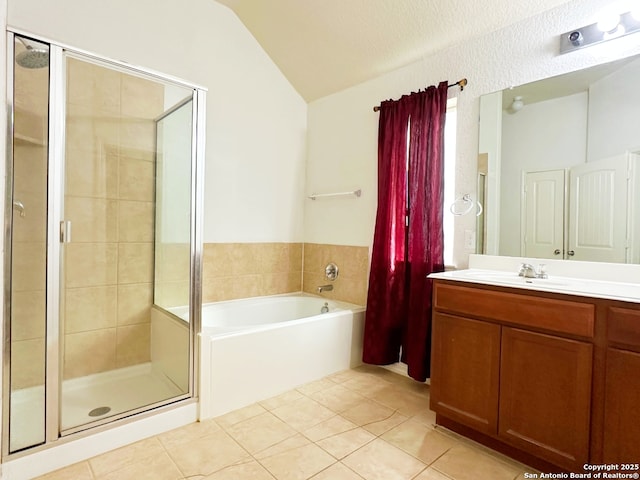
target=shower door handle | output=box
[13,200,25,217]
[60,220,72,243]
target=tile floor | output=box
[37,365,538,480]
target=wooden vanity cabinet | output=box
[603,307,640,462]
[430,281,596,472]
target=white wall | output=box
[499,92,588,256]
[588,57,640,161]
[7,0,307,243]
[304,0,640,268]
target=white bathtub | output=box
[197,294,365,419]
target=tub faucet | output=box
[317,284,333,293]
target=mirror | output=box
[478,53,640,264]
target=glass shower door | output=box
[6,35,50,453]
[60,54,194,432]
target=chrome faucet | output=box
[518,263,548,279]
[317,284,333,293]
[518,263,536,278]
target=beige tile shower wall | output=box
[202,243,303,303]
[154,242,190,308]
[302,243,369,306]
[10,143,47,390]
[10,56,49,390]
[62,59,163,380]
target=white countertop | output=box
[429,268,640,304]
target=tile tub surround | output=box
[302,243,369,306]
[202,243,304,303]
[36,365,535,480]
[201,242,370,305]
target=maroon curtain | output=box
[363,81,448,382]
[362,98,410,365]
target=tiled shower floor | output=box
[37,365,537,480]
[11,364,181,452]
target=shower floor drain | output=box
[88,406,111,417]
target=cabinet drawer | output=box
[434,282,595,338]
[608,307,640,347]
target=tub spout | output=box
[317,284,333,293]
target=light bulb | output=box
[511,96,524,112]
[598,13,621,32]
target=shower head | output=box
[15,37,49,69]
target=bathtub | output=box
[196,294,365,419]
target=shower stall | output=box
[3,32,205,456]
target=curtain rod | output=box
[372,78,467,112]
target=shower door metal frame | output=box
[2,30,18,458]
[1,31,60,456]
[3,29,206,458]
[46,39,65,446]
[191,85,206,399]
[153,92,205,400]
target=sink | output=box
[450,270,569,287]
[520,278,569,287]
[459,271,518,280]
[429,268,640,303]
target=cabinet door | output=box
[603,348,640,462]
[499,327,592,471]
[430,312,501,435]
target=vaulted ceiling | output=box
[215,0,574,101]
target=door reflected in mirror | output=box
[478,54,640,264]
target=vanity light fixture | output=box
[560,10,640,54]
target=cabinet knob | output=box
[553,249,561,255]
[567,250,575,256]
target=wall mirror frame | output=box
[478,52,640,265]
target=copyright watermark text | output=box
[523,465,640,479]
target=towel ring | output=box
[450,194,483,217]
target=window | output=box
[443,97,457,267]
[402,97,456,265]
